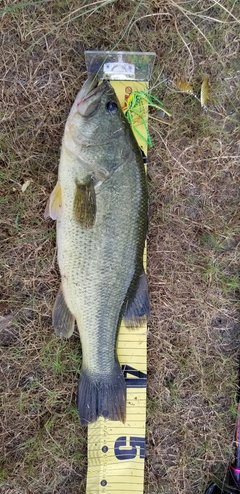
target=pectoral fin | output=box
[44,182,62,220]
[123,270,150,328]
[52,286,75,338]
[73,176,96,227]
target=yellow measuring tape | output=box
[86,81,149,494]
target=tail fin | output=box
[78,364,126,427]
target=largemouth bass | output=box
[45,75,149,426]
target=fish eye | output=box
[106,101,118,114]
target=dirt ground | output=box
[0,1,240,493]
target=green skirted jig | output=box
[122,90,171,146]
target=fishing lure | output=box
[176,76,210,110]
[176,79,194,94]
[122,89,171,146]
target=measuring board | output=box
[85,52,155,494]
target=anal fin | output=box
[52,286,75,338]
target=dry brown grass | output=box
[0,0,240,493]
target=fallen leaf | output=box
[21,180,31,193]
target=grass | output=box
[0,0,240,493]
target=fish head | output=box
[65,76,136,177]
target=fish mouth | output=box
[67,76,111,121]
[77,76,109,107]
[75,76,111,117]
